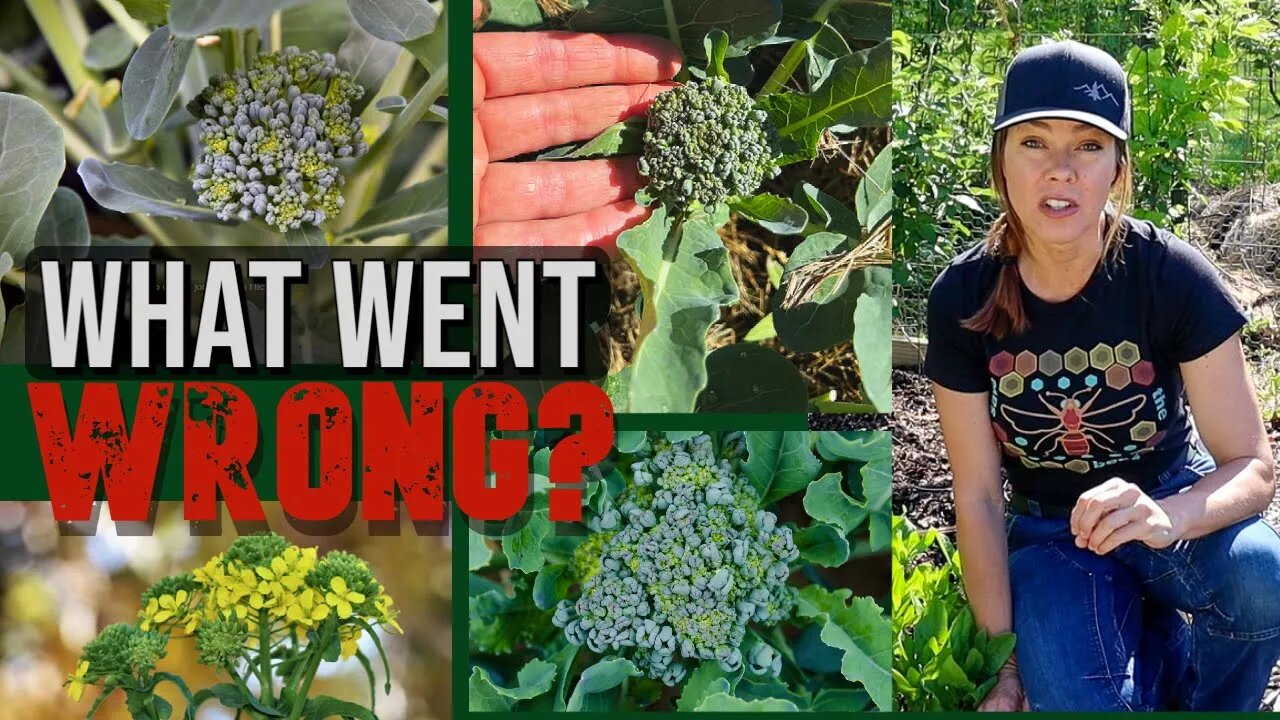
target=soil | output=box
[890,364,1280,708]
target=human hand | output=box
[472,0,681,252]
[1070,478,1181,554]
[977,656,1029,712]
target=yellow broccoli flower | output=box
[325,577,365,619]
[66,660,89,701]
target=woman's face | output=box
[1001,119,1119,253]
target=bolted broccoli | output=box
[189,47,368,232]
[552,433,796,686]
[638,77,780,214]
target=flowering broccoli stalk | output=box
[65,533,403,715]
[638,77,780,215]
[190,47,368,232]
[553,433,797,686]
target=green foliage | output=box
[469,431,892,712]
[892,516,1016,711]
[489,0,892,413]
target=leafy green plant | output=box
[891,515,1015,712]
[469,430,892,712]
[65,533,404,719]
[492,0,893,414]
[0,0,447,355]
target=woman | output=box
[926,39,1280,711]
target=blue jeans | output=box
[1007,453,1280,711]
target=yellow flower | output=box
[285,588,330,626]
[375,595,403,634]
[338,626,361,660]
[66,661,89,701]
[325,577,365,619]
[153,590,189,624]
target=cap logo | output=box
[1074,81,1120,107]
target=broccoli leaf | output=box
[348,0,439,43]
[615,431,649,454]
[169,0,314,37]
[814,430,890,463]
[694,693,799,711]
[35,188,90,259]
[795,585,891,710]
[532,563,572,610]
[79,158,224,222]
[696,344,809,413]
[485,0,544,27]
[761,40,891,151]
[858,458,892,550]
[540,118,646,160]
[743,431,822,504]
[795,522,850,566]
[337,174,448,241]
[337,27,403,114]
[810,688,873,712]
[618,205,738,412]
[853,266,893,411]
[562,0,782,63]
[854,145,892,233]
[502,508,552,573]
[676,661,742,711]
[566,657,641,711]
[731,194,810,235]
[122,26,194,141]
[802,472,862,534]
[85,25,136,71]
[772,233,864,353]
[468,661,556,711]
[0,93,63,266]
[468,528,494,571]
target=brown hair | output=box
[960,128,1133,339]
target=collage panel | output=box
[465,429,891,712]
[0,503,451,720]
[473,0,893,416]
[892,0,1280,712]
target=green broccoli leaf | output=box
[795,522,851,566]
[802,472,862,535]
[694,693,799,711]
[676,661,743,711]
[619,205,738,412]
[853,266,893,412]
[561,0,782,63]
[761,40,891,151]
[502,508,552,573]
[566,657,642,711]
[814,431,890,463]
[796,585,891,711]
[468,661,557,711]
[743,431,822,504]
[122,26,195,141]
[0,94,63,266]
[468,527,494,571]
[696,344,809,413]
[731,193,810,235]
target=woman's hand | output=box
[1069,478,1179,554]
[472,0,681,252]
[978,656,1030,712]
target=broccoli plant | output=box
[489,0,893,414]
[0,0,448,357]
[468,430,892,712]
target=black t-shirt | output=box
[925,217,1247,507]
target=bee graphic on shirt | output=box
[1000,387,1147,457]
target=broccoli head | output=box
[638,78,780,214]
[553,433,798,686]
[190,47,367,232]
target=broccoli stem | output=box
[24,0,97,96]
[757,0,843,96]
[633,218,686,349]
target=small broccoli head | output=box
[638,78,779,214]
[190,47,367,232]
[552,433,799,686]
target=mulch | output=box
[889,366,1280,708]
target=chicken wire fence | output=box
[894,0,1280,349]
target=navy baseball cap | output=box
[994,39,1131,140]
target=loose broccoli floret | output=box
[189,47,367,232]
[638,78,780,215]
[553,433,797,686]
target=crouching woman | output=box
[925,39,1280,711]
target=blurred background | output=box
[0,502,452,719]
